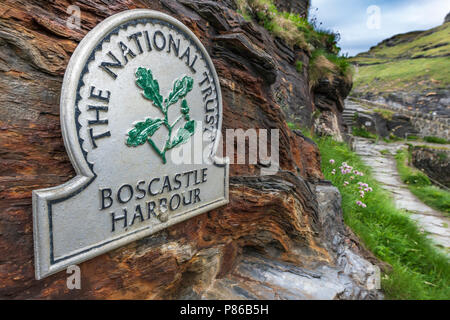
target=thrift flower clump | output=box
[327,159,374,208]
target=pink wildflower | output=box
[356,201,367,208]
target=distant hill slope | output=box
[350,20,450,117]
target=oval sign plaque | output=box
[33,9,229,280]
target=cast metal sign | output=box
[33,10,229,280]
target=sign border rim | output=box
[32,9,229,280]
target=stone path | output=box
[354,137,450,254]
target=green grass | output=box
[395,149,450,215]
[295,60,304,73]
[310,48,350,75]
[373,108,394,120]
[367,23,450,60]
[424,136,449,144]
[236,0,309,50]
[315,136,450,299]
[383,134,403,143]
[415,145,450,151]
[438,152,448,161]
[352,127,377,140]
[351,23,450,94]
[235,0,350,78]
[287,121,301,130]
[407,135,420,141]
[353,57,450,93]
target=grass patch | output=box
[364,24,450,60]
[309,48,351,80]
[295,60,304,73]
[438,152,448,161]
[383,134,403,143]
[352,127,377,140]
[236,0,310,50]
[315,136,450,299]
[351,23,450,93]
[407,135,420,141]
[287,121,301,130]
[415,145,450,151]
[373,108,394,120]
[352,57,450,93]
[395,149,450,215]
[235,0,351,81]
[424,136,449,144]
[411,186,450,216]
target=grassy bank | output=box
[352,57,450,93]
[395,149,450,216]
[315,136,450,299]
[350,22,450,94]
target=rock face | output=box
[0,0,380,299]
[274,0,309,16]
[412,147,450,188]
[312,57,353,142]
[348,97,449,140]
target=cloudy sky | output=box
[310,0,450,56]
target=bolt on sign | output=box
[33,10,229,280]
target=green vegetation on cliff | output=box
[315,136,450,300]
[351,22,450,94]
[235,0,351,82]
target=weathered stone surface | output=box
[311,57,353,141]
[353,111,389,138]
[274,0,309,16]
[387,114,419,138]
[314,110,345,142]
[0,0,381,299]
[352,106,420,139]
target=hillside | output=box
[350,20,450,117]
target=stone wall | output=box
[412,147,450,188]
[0,0,380,299]
[353,98,450,140]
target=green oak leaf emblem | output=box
[126,67,196,164]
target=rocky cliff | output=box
[0,0,379,299]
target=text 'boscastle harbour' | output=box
[100,168,208,230]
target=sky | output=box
[310,0,450,56]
